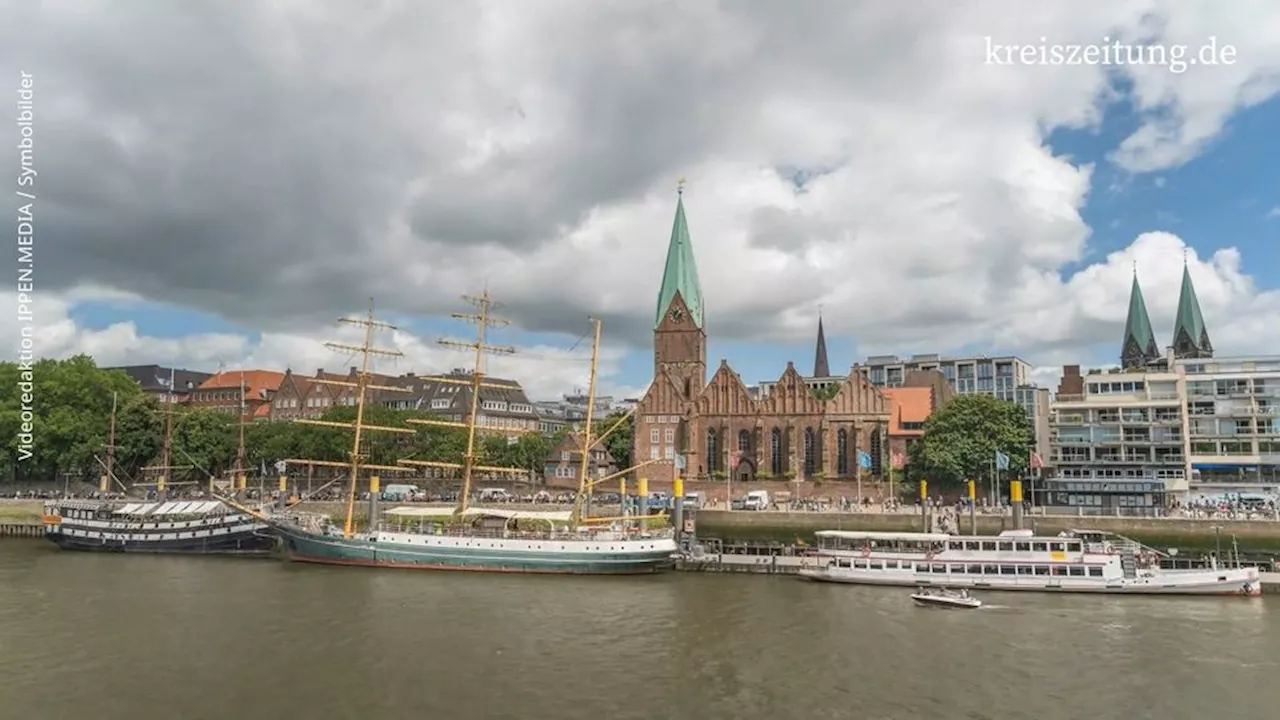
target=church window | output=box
[738,429,751,455]
[837,429,849,476]
[870,429,883,476]
[706,429,719,474]
[684,379,691,398]
[803,427,817,476]
[770,428,783,475]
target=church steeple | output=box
[1171,251,1213,359]
[1120,264,1160,369]
[654,180,704,329]
[813,311,830,378]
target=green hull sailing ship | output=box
[269,293,679,574]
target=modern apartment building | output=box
[1046,366,1186,512]
[858,353,1050,464]
[1180,355,1280,495]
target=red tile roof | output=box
[883,387,933,436]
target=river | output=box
[2,542,1278,719]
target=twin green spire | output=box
[654,186,705,328]
[1121,254,1213,368]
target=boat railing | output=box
[374,522,674,542]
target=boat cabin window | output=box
[869,561,883,570]
[1034,566,1050,575]
[981,541,997,551]
[1016,565,1033,575]
[982,565,998,575]
[1032,542,1047,551]
[964,541,980,551]
[948,540,964,551]
[931,564,946,573]
[1049,542,1065,552]
[1052,566,1067,576]
[1066,542,1082,553]
[885,560,898,570]
[1068,566,1085,577]
[951,564,966,574]
[999,566,1016,575]
[918,564,931,573]
[1015,542,1031,552]
[967,564,982,574]
[998,542,1014,552]
[1088,567,1103,577]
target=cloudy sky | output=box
[4,0,1279,401]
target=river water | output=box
[2,542,1278,720]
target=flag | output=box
[1029,451,1044,470]
[857,450,873,469]
[994,451,1010,471]
[891,451,905,470]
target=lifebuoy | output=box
[924,552,935,561]
[1106,547,1119,555]
[860,547,871,558]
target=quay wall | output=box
[694,510,1280,552]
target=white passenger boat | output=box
[911,588,981,609]
[800,529,1262,596]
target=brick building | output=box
[189,370,286,419]
[632,187,892,485]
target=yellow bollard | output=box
[369,475,381,494]
[967,479,976,501]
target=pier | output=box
[0,523,43,539]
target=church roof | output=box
[1120,273,1160,368]
[1172,262,1213,357]
[654,189,704,328]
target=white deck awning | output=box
[384,506,572,523]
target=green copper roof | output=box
[1172,263,1213,357]
[1120,274,1159,368]
[654,192,704,328]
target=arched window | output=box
[770,428,783,475]
[836,429,849,476]
[706,428,719,474]
[870,428,883,476]
[738,429,751,455]
[803,427,817,476]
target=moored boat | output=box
[268,296,679,575]
[800,529,1262,596]
[911,587,982,609]
[42,498,275,555]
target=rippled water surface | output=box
[2,543,1278,719]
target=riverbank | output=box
[694,510,1280,552]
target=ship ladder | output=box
[1119,546,1137,579]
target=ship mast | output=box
[139,367,194,499]
[289,300,416,538]
[569,319,603,526]
[223,370,252,496]
[106,391,117,486]
[398,289,523,515]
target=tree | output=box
[911,394,1033,487]
[592,412,633,468]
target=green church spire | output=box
[1171,252,1213,359]
[654,182,704,328]
[1120,266,1160,369]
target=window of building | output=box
[650,428,659,443]
[803,428,817,476]
[770,428,784,475]
[706,429,719,474]
[738,429,751,456]
[836,429,849,476]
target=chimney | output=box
[316,368,324,377]
[350,366,357,375]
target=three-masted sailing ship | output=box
[269,292,679,574]
[42,369,275,555]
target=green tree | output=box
[592,412,633,468]
[911,394,1033,487]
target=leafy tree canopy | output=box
[909,393,1033,487]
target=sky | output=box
[4,0,1279,402]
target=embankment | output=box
[694,510,1280,552]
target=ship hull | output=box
[273,524,677,575]
[46,528,277,556]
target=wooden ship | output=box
[269,291,679,574]
[42,371,275,555]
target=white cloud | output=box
[1267,207,1280,218]
[4,1,1279,399]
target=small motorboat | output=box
[911,587,982,609]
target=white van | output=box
[743,490,770,511]
[383,484,421,501]
[477,488,514,503]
